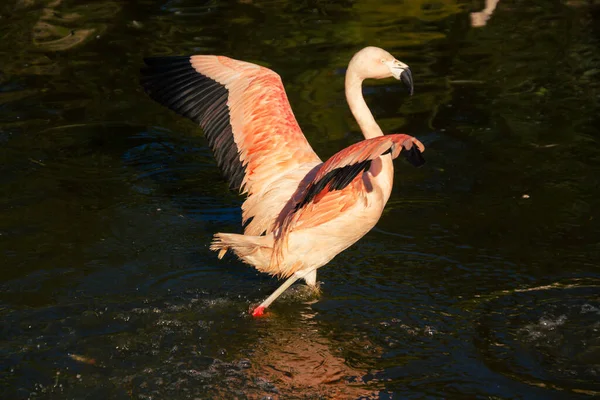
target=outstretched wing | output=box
[140,55,321,197]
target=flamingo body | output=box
[141,47,425,314]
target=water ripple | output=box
[471,278,600,396]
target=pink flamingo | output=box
[141,47,425,316]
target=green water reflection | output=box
[1,0,599,398]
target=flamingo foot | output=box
[251,306,266,317]
[308,282,322,296]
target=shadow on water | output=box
[1,0,600,398]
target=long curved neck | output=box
[345,64,394,202]
[345,70,384,139]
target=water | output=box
[1,0,599,398]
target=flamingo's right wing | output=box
[140,55,321,197]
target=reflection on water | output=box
[470,0,500,27]
[1,0,600,398]
[250,305,375,398]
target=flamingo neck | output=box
[345,71,384,139]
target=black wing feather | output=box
[140,56,245,191]
[294,159,373,211]
[402,145,426,167]
[293,142,425,212]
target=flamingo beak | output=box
[386,60,413,95]
[400,68,414,96]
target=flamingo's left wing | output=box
[270,134,424,272]
[278,134,424,233]
[295,134,425,212]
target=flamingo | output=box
[140,46,425,317]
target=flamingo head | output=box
[350,46,413,95]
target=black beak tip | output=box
[400,69,414,96]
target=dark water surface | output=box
[2,0,600,398]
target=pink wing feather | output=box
[293,134,425,215]
[141,55,321,235]
[141,55,320,194]
[270,134,425,269]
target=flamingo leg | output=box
[252,267,318,317]
[303,269,317,287]
[303,269,322,296]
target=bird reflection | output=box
[471,0,500,27]
[248,302,381,398]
